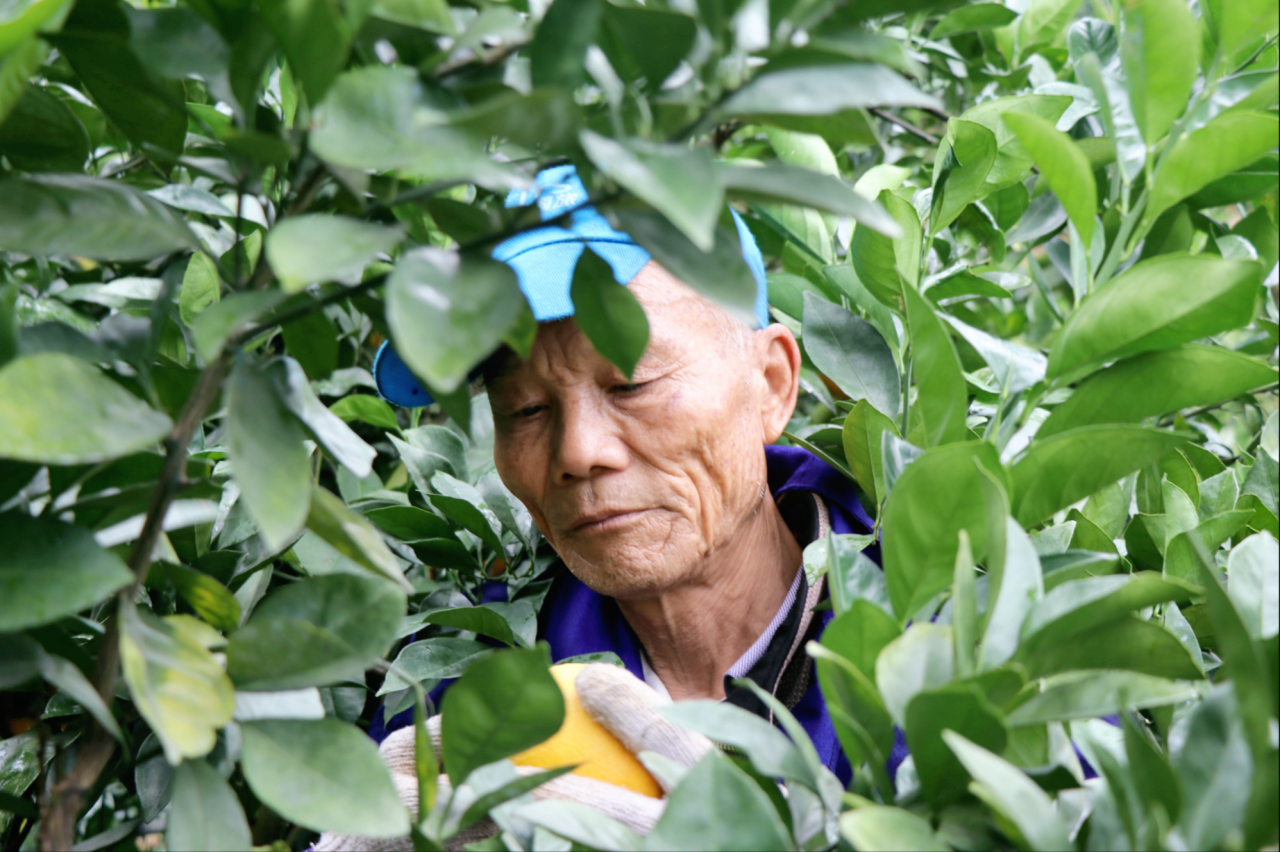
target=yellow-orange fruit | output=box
[511,663,662,798]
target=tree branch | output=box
[39,352,232,852]
[869,107,940,145]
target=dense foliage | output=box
[0,0,1277,847]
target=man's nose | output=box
[550,396,629,483]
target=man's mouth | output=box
[567,508,650,534]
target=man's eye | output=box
[611,382,646,394]
[515,404,547,417]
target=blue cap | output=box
[374,165,769,407]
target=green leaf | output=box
[1026,613,1204,679]
[647,752,793,852]
[1204,0,1278,64]
[906,686,1008,807]
[1002,113,1096,246]
[277,359,376,478]
[942,731,1071,852]
[1174,685,1253,850]
[164,563,241,634]
[608,209,759,326]
[440,646,564,784]
[0,0,70,56]
[721,64,942,117]
[0,39,47,131]
[528,0,601,87]
[902,283,968,447]
[179,252,220,327]
[1242,452,1279,518]
[0,84,88,172]
[120,605,235,764]
[1226,532,1278,639]
[720,162,901,236]
[660,701,812,785]
[265,214,402,293]
[0,633,122,741]
[1049,254,1263,379]
[419,606,522,648]
[309,66,521,187]
[597,3,695,88]
[241,718,410,837]
[569,247,650,379]
[0,353,172,465]
[1145,112,1280,226]
[851,189,922,305]
[1039,346,1277,438]
[386,248,525,393]
[980,517,1044,669]
[167,760,252,852]
[190,290,286,364]
[367,0,453,31]
[930,119,997,235]
[227,358,311,551]
[380,637,493,694]
[882,441,1005,620]
[802,292,899,419]
[1121,0,1199,144]
[931,3,1018,38]
[226,574,405,690]
[841,399,900,508]
[364,505,455,541]
[871,616,951,717]
[1007,670,1198,724]
[840,806,949,852]
[580,132,723,251]
[942,314,1047,396]
[258,0,350,103]
[49,30,186,157]
[0,175,195,260]
[307,486,411,591]
[330,394,400,431]
[1020,572,1194,653]
[1010,425,1190,526]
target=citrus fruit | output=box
[511,663,663,798]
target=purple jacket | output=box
[372,445,907,784]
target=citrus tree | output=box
[0,0,1277,848]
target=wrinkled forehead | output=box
[485,263,739,388]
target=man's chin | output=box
[560,548,688,600]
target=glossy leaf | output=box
[841,399,900,508]
[226,574,406,690]
[647,752,793,852]
[167,760,252,852]
[0,353,171,465]
[1145,112,1280,226]
[841,806,949,852]
[942,731,1071,852]
[266,215,402,293]
[241,718,409,836]
[1003,113,1096,245]
[1007,670,1198,724]
[720,161,901,236]
[580,131,722,251]
[721,64,942,117]
[227,358,311,551]
[882,441,1005,620]
[440,647,564,784]
[1039,346,1277,438]
[570,247,650,379]
[119,604,235,765]
[1010,425,1190,526]
[930,119,997,235]
[1121,0,1199,143]
[902,281,968,447]
[802,292,899,419]
[387,248,526,393]
[851,189,922,305]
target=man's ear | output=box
[756,324,801,444]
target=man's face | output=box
[488,262,797,600]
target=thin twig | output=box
[40,354,231,851]
[869,107,940,145]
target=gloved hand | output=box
[314,663,713,851]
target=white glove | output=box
[314,663,713,850]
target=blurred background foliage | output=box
[0,0,1276,847]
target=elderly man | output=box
[349,165,882,842]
